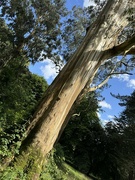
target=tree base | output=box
[0,146,45,180]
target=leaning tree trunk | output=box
[6,1,134,179]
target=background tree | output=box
[59,92,120,180]
[60,90,135,180]
[109,91,135,179]
[0,58,48,169]
[0,0,67,70]
[59,92,103,176]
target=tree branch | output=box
[89,51,135,92]
[89,75,111,92]
[103,34,135,59]
[108,72,133,76]
[89,66,116,92]
[114,34,135,55]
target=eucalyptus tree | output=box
[24,0,135,156]
[1,0,135,179]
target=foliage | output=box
[0,166,27,180]
[0,59,48,126]
[60,90,135,180]
[0,146,44,180]
[41,144,91,180]
[0,58,48,168]
[59,92,102,174]
[40,145,67,180]
[60,0,107,62]
[112,91,135,126]
[60,6,89,61]
[0,18,13,70]
[0,144,91,180]
[108,90,135,179]
[0,0,67,69]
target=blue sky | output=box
[29,0,135,125]
[98,74,135,125]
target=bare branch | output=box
[89,65,116,92]
[88,55,133,92]
[121,62,129,67]
[108,72,133,76]
[72,113,80,117]
[89,75,111,91]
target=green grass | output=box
[40,146,97,180]
[54,162,92,180]
[59,162,92,180]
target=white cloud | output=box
[101,119,110,126]
[115,74,135,89]
[99,101,112,109]
[127,79,135,89]
[116,74,130,82]
[83,0,96,7]
[100,115,115,126]
[40,59,58,80]
[97,112,101,118]
[97,112,109,126]
[83,0,104,8]
[107,115,114,120]
[97,112,115,126]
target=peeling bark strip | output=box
[23,0,134,156]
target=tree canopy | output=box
[0,58,48,168]
[0,0,68,69]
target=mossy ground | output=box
[0,146,44,180]
[40,147,92,180]
[60,162,93,180]
[0,146,93,180]
[40,161,92,180]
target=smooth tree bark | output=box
[7,0,135,179]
